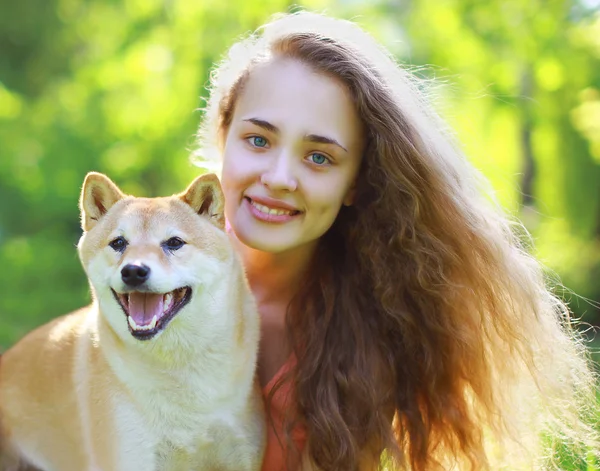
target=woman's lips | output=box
[244,197,302,223]
[246,195,300,212]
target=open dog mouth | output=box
[111,287,192,340]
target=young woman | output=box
[196,11,599,471]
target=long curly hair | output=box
[197,12,599,471]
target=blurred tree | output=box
[403,0,600,325]
[0,0,599,350]
[0,0,295,347]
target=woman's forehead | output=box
[233,58,365,151]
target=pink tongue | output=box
[128,293,164,326]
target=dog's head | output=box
[78,172,232,343]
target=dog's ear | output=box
[180,173,225,230]
[80,172,125,231]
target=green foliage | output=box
[1,0,599,349]
[0,1,599,468]
[542,389,600,470]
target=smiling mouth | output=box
[245,197,302,216]
[111,287,192,340]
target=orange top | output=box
[224,221,308,469]
[261,356,307,471]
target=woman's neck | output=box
[227,232,316,307]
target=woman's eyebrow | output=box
[304,134,348,153]
[243,117,348,153]
[243,118,279,134]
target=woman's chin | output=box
[240,232,298,254]
[232,226,314,256]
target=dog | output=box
[0,172,265,471]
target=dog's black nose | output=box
[121,263,150,287]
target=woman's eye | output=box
[108,236,127,252]
[163,237,186,251]
[248,136,268,148]
[308,153,330,165]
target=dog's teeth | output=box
[164,293,173,313]
[127,315,157,331]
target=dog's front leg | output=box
[91,432,158,471]
[87,400,159,471]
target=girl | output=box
[196,11,599,471]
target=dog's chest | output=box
[109,381,245,471]
[137,380,241,446]
[143,389,210,439]
[154,441,202,471]
[150,405,242,471]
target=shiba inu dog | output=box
[0,172,265,471]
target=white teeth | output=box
[164,293,174,313]
[250,200,295,216]
[127,314,158,331]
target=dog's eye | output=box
[108,236,127,252]
[163,237,186,251]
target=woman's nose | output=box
[260,153,298,192]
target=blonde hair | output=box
[197,11,599,470]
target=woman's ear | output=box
[343,183,357,206]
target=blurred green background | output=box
[1,0,599,353]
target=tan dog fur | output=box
[0,172,265,471]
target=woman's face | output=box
[221,58,365,254]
